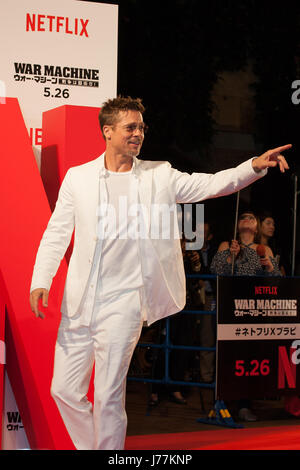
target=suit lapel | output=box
[84,154,105,239]
[135,159,153,230]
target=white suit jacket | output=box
[31,153,266,325]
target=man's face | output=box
[104,110,145,158]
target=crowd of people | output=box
[140,208,287,422]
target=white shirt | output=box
[78,167,143,325]
[95,169,143,298]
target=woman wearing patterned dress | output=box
[210,211,281,277]
[210,210,281,422]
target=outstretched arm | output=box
[173,144,292,204]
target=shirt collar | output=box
[99,153,140,178]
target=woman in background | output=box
[211,210,281,277]
[210,210,281,422]
[258,211,286,275]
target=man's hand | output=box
[252,144,292,173]
[30,288,49,319]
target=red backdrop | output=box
[0,274,5,448]
[0,98,105,449]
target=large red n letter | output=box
[0,99,106,449]
[278,346,296,389]
[0,98,73,449]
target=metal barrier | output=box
[128,273,216,391]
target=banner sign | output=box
[2,372,30,450]
[216,276,300,400]
[0,0,118,167]
[0,0,118,449]
[0,301,4,449]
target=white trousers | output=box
[50,289,144,450]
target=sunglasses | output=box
[239,214,256,221]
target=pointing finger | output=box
[271,144,292,154]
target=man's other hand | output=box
[30,288,49,319]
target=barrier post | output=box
[197,400,243,428]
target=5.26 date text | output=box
[44,87,70,98]
[235,359,270,377]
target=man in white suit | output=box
[30,96,290,450]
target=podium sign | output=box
[216,276,300,400]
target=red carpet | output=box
[125,425,300,450]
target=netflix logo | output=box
[26,13,89,37]
[255,286,278,295]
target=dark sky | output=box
[80,0,300,270]
[81,1,300,159]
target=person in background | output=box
[195,222,217,384]
[258,213,300,417]
[210,210,282,422]
[258,211,286,275]
[149,237,201,406]
[211,210,281,277]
